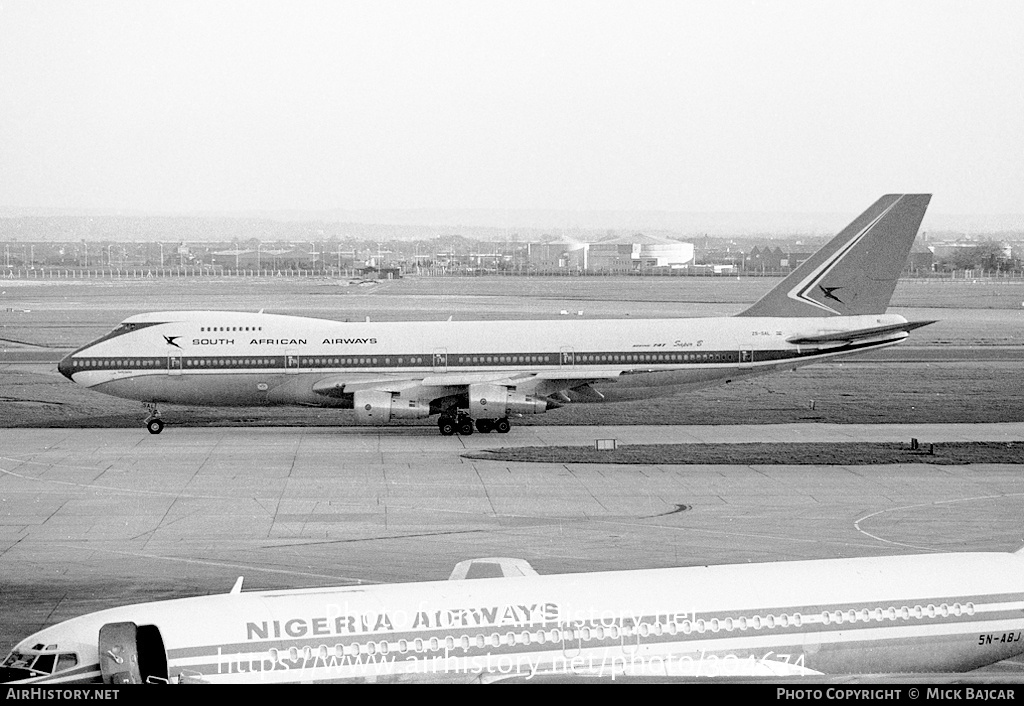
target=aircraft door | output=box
[286,349,300,374]
[561,623,582,659]
[560,347,575,367]
[167,355,182,376]
[620,620,640,656]
[98,622,169,684]
[99,622,142,684]
[739,349,754,369]
[432,349,447,373]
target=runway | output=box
[3,422,1024,675]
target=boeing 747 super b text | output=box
[57,194,934,434]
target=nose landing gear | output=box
[144,405,164,435]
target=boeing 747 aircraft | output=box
[57,194,934,434]
[3,550,1024,684]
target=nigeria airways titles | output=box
[5,549,1024,684]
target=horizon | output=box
[0,206,1021,239]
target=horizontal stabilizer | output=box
[448,557,540,580]
[787,320,935,345]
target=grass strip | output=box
[465,441,1024,465]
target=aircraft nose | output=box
[57,353,74,381]
[0,666,32,683]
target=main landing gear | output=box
[144,405,164,435]
[438,411,511,436]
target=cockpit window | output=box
[56,653,78,671]
[1,652,33,670]
[1,651,78,676]
[32,654,55,674]
[86,321,162,347]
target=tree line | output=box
[937,241,1020,272]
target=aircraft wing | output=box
[311,370,622,402]
[419,369,621,388]
[448,557,540,580]
[787,320,935,345]
[312,376,428,396]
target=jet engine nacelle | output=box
[352,390,431,424]
[468,383,548,418]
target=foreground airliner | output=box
[4,550,1024,684]
[57,194,933,435]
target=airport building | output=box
[523,235,693,273]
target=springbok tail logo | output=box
[818,285,844,304]
[163,335,182,349]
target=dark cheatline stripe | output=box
[70,340,894,374]
[171,605,1023,679]
[165,590,1024,662]
[69,337,898,375]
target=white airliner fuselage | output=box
[4,552,1024,684]
[59,310,914,419]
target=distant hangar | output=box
[530,234,694,273]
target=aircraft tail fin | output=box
[737,194,931,318]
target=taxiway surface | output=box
[2,423,1024,675]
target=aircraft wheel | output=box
[457,419,475,436]
[475,419,493,433]
[438,420,457,436]
[146,418,165,435]
[494,418,511,434]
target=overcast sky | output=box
[1,0,1021,220]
